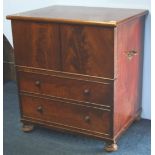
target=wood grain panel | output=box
[21,94,112,135]
[61,24,114,78]
[113,16,145,138]
[12,20,61,70]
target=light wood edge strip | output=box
[20,92,111,111]
[21,116,111,137]
[16,65,115,84]
[6,15,117,27]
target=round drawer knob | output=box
[35,80,41,86]
[84,116,91,122]
[84,89,90,95]
[37,106,43,113]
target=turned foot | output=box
[104,143,118,152]
[22,124,34,132]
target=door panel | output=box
[12,21,61,70]
[60,24,114,78]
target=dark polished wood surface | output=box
[7,6,148,26]
[12,20,114,78]
[12,21,61,70]
[61,24,114,77]
[7,6,147,152]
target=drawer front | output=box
[18,71,113,106]
[21,94,112,135]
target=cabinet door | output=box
[12,21,61,70]
[60,24,114,78]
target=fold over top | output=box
[6,5,148,26]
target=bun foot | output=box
[104,143,118,152]
[22,124,34,132]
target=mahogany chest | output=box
[7,6,148,152]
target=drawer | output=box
[21,94,112,136]
[18,71,113,106]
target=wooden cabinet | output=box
[7,6,148,152]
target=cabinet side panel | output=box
[11,20,61,70]
[114,16,145,138]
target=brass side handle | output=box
[37,106,43,113]
[84,116,91,123]
[126,50,138,60]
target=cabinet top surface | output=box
[6,5,148,26]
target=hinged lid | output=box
[6,5,148,26]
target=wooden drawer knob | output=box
[35,80,41,86]
[84,89,90,95]
[84,116,91,122]
[37,106,43,113]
